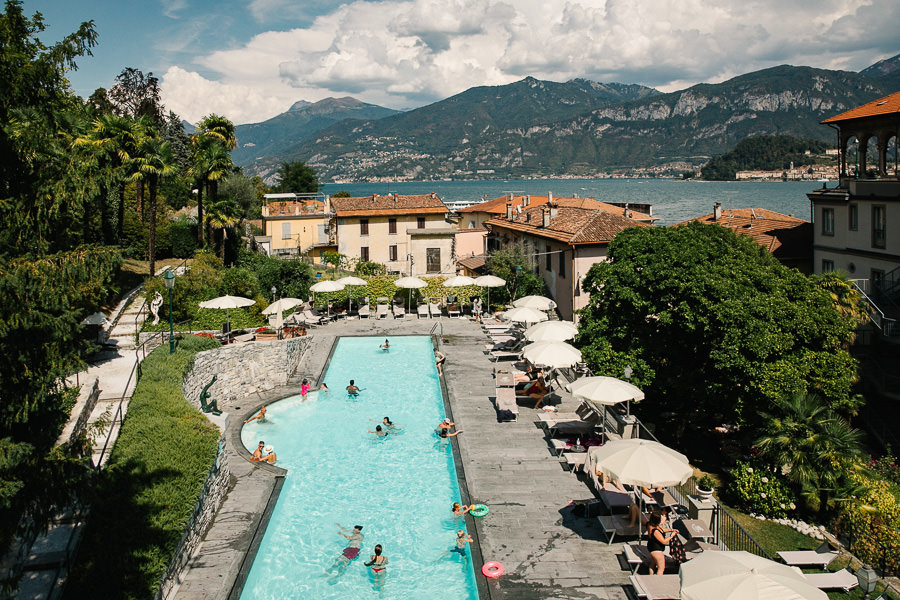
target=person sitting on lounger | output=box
[517,373,549,408]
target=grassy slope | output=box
[64,335,221,599]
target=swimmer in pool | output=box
[452,502,473,516]
[251,440,265,461]
[300,379,310,400]
[368,425,388,437]
[364,544,388,591]
[370,416,401,432]
[439,530,473,564]
[326,524,364,578]
[244,405,266,423]
[346,380,360,397]
[379,339,390,351]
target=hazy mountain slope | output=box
[231,97,400,167]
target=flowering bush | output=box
[870,453,900,486]
[194,332,216,340]
[832,469,900,575]
[725,460,797,518]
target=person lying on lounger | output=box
[517,373,549,408]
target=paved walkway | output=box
[174,316,630,600]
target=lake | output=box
[322,178,821,226]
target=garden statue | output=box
[149,291,164,325]
[200,375,222,415]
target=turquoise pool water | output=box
[239,336,479,599]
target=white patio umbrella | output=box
[567,376,645,437]
[310,280,345,317]
[513,295,557,311]
[474,274,505,312]
[443,275,476,287]
[337,276,367,314]
[524,320,577,342]
[680,551,827,600]
[591,438,692,489]
[503,306,549,324]
[522,341,582,368]
[262,297,303,335]
[198,295,256,330]
[395,276,427,311]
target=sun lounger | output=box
[357,304,370,319]
[628,574,681,599]
[376,304,390,319]
[447,303,460,318]
[599,482,636,513]
[489,349,521,362]
[495,386,518,422]
[640,488,679,508]
[563,452,587,472]
[778,543,839,568]
[803,568,858,592]
[232,332,256,343]
[417,304,429,319]
[623,544,679,575]
[302,310,328,326]
[597,514,642,545]
[429,302,442,318]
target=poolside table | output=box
[677,518,714,542]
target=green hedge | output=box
[65,335,222,599]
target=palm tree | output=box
[190,119,234,246]
[132,135,176,276]
[196,114,236,150]
[204,195,241,261]
[755,393,865,516]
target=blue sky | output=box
[21,0,899,126]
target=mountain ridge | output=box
[233,57,899,182]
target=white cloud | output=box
[159,0,896,125]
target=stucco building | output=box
[259,193,334,262]
[330,193,455,275]
[484,197,652,321]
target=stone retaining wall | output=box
[156,433,230,600]
[57,377,101,447]
[182,337,309,410]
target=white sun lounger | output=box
[417,304,429,318]
[628,574,681,599]
[597,514,642,545]
[495,386,518,422]
[803,568,858,592]
[778,543,839,568]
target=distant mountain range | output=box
[232,53,900,182]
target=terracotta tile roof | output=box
[485,202,649,245]
[822,90,900,124]
[331,193,448,217]
[265,201,325,216]
[678,208,812,259]
[458,255,487,271]
[463,193,655,221]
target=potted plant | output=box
[696,475,716,500]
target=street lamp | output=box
[164,270,176,354]
[856,564,877,599]
[514,265,522,300]
[271,286,277,300]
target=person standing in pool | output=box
[435,350,446,376]
[300,379,310,400]
[326,524,364,577]
[440,530,473,564]
[346,380,360,397]
[379,339,390,351]
[364,544,388,591]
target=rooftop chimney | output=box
[548,191,553,204]
[549,201,558,219]
[713,202,722,221]
[624,203,631,219]
[506,202,513,220]
[542,208,551,228]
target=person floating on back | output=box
[326,524,364,578]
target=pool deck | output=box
[173,316,630,600]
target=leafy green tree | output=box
[234,249,315,301]
[276,160,319,193]
[219,172,260,219]
[108,67,163,123]
[321,251,346,275]
[485,247,545,307]
[755,393,865,516]
[204,195,242,261]
[577,222,863,440]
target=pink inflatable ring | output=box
[482,561,504,578]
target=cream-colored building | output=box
[260,193,334,262]
[331,193,455,275]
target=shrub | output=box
[725,460,798,518]
[168,217,197,258]
[833,468,900,575]
[65,334,222,598]
[870,453,900,486]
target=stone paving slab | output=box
[172,316,633,600]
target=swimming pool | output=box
[239,336,480,599]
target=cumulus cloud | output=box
[160,0,896,124]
